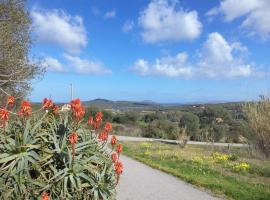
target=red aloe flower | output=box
[68,132,78,144]
[111,135,117,147]
[104,122,112,133]
[98,130,108,141]
[111,153,118,163]
[116,144,123,155]
[114,161,123,175]
[95,111,103,122]
[68,132,78,161]
[87,116,94,126]
[18,100,31,117]
[94,112,103,129]
[70,99,85,121]
[0,108,9,122]
[7,96,14,106]
[52,104,59,115]
[42,192,49,200]
[43,98,53,109]
[74,106,85,121]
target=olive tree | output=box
[0,0,44,103]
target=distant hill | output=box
[82,98,162,111]
[32,98,246,112]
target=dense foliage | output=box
[0,0,44,101]
[244,96,270,157]
[86,103,250,143]
[0,97,123,199]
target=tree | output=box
[142,119,165,138]
[227,120,249,143]
[199,106,232,126]
[0,0,44,103]
[198,106,233,142]
[179,112,200,140]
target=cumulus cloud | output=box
[138,0,202,43]
[104,9,116,19]
[207,0,270,39]
[131,32,253,78]
[31,9,87,53]
[132,53,193,77]
[64,54,111,74]
[122,20,135,32]
[42,56,65,72]
[197,32,251,78]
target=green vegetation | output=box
[122,141,270,200]
[0,98,120,199]
[84,101,251,144]
[244,96,270,157]
[0,0,44,101]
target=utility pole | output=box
[70,83,73,101]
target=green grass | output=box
[122,141,270,200]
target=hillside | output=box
[82,99,162,111]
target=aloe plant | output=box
[0,98,122,200]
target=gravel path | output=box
[116,155,221,200]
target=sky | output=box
[27,0,270,103]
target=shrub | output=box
[243,96,270,157]
[228,154,238,161]
[0,97,123,199]
[179,112,200,140]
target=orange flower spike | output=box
[7,96,15,106]
[95,112,103,123]
[116,144,123,155]
[18,100,31,117]
[98,130,108,141]
[114,161,123,175]
[0,108,9,121]
[111,153,118,163]
[87,116,94,126]
[42,192,50,200]
[43,98,53,109]
[52,104,59,115]
[94,112,103,129]
[70,98,85,121]
[68,132,78,161]
[104,122,112,133]
[111,135,117,147]
[68,132,78,144]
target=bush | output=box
[244,96,270,157]
[228,154,238,161]
[179,112,200,140]
[0,97,123,199]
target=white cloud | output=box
[104,9,116,19]
[207,0,270,39]
[132,32,253,78]
[198,32,251,78]
[138,0,202,43]
[31,9,87,53]
[122,20,135,32]
[131,52,193,77]
[64,54,111,74]
[42,56,65,72]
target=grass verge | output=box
[122,141,270,200]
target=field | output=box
[122,141,270,200]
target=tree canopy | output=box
[0,0,44,103]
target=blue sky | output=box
[27,0,270,103]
